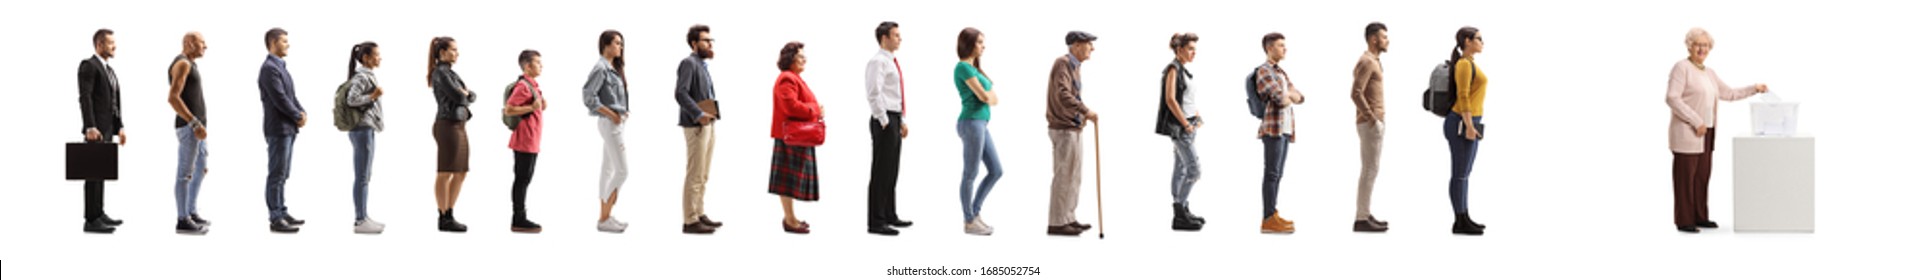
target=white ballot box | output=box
[1732,135,1815,232]
[1749,92,1799,137]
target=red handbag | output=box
[782,118,826,147]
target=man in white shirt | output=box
[866,21,912,236]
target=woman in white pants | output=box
[584,30,631,233]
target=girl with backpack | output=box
[1445,27,1487,235]
[339,41,386,234]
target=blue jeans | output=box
[1171,131,1201,205]
[348,128,376,220]
[265,134,297,221]
[174,126,208,219]
[1443,114,1482,214]
[956,119,1002,223]
[1261,135,1289,219]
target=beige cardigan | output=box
[1665,59,1761,154]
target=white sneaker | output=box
[354,218,386,234]
[598,218,627,233]
[965,218,993,236]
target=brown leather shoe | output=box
[1047,224,1085,236]
[698,215,724,227]
[1353,219,1388,232]
[683,222,716,234]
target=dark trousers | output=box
[82,137,112,221]
[84,179,105,220]
[1260,135,1290,219]
[1672,128,1716,227]
[512,151,538,219]
[867,112,904,226]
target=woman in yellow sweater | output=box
[1445,26,1486,235]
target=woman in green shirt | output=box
[954,27,1000,236]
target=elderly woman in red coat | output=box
[770,41,823,234]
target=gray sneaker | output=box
[354,218,386,234]
[598,217,627,233]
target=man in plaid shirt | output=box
[1253,32,1304,234]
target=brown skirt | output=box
[433,120,470,172]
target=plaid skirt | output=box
[768,139,820,201]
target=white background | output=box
[2,0,1920,278]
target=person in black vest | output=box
[76,28,126,234]
[1156,32,1206,231]
[168,32,212,234]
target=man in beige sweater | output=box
[1351,22,1391,232]
[1045,31,1100,236]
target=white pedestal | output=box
[1731,135,1815,233]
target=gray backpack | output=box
[1422,59,1475,117]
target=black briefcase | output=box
[66,142,117,180]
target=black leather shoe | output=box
[1366,215,1389,226]
[1677,225,1701,233]
[176,218,208,235]
[886,219,913,228]
[190,213,211,226]
[269,219,300,233]
[100,214,124,226]
[1695,220,1719,229]
[1070,221,1092,230]
[699,215,724,227]
[83,219,117,234]
[867,226,900,236]
[280,215,305,226]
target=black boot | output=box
[1171,203,1203,231]
[439,209,468,232]
[1182,204,1206,224]
[511,211,541,233]
[1452,213,1484,235]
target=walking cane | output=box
[1094,121,1105,239]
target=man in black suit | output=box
[77,28,126,234]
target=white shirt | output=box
[866,49,905,126]
[1180,80,1199,118]
[1695,69,1720,128]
